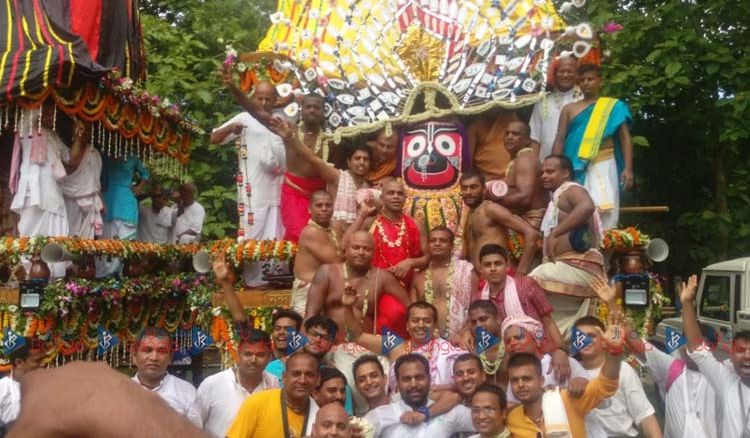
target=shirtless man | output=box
[494,120,549,230]
[411,226,477,340]
[292,190,342,315]
[304,231,410,340]
[460,171,539,275]
[221,65,328,241]
[529,154,606,335]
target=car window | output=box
[700,275,732,321]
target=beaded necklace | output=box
[342,263,369,317]
[424,260,455,338]
[479,343,505,376]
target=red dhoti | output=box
[280,172,326,242]
[371,214,422,338]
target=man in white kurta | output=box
[193,367,279,437]
[529,56,582,161]
[61,143,104,239]
[172,183,205,244]
[137,189,176,244]
[210,85,286,285]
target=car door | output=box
[698,272,735,355]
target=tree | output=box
[586,0,750,272]
[141,0,275,238]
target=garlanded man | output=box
[193,328,279,438]
[227,351,321,438]
[365,354,475,437]
[495,120,549,231]
[292,190,342,315]
[210,81,286,285]
[460,171,538,274]
[345,177,428,337]
[131,328,199,421]
[222,66,327,242]
[529,56,581,160]
[411,226,477,340]
[553,63,634,229]
[530,154,606,335]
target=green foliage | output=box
[140,0,275,239]
[587,0,750,273]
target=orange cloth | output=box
[366,159,397,185]
[467,111,519,180]
[506,373,618,438]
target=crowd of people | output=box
[5,54,742,438]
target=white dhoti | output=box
[291,279,311,316]
[65,197,102,239]
[584,149,619,230]
[241,205,286,287]
[16,204,68,238]
[61,147,103,239]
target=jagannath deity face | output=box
[401,119,465,190]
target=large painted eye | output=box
[434,134,457,156]
[406,135,427,158]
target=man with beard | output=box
[293,190,342,315]
[495,120,549,231]
[529,155,606,335]
[468,383,511,438]
[505,314,623,438]
[365,129,399,187]
[222,65,327,242]
[460,171,538,274]
[192,329,278,437]
[682,273,750,437]
[530,56,581,161]
[344,178,428,337]
[311,403,352,438]
[210,81,286,285]
[411,226,477,340]
[131,328,199,421]
[365,354,475,437]
[227,351,321,438]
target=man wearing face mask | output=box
[365,354,475,437]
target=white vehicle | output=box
[653,257,750,359]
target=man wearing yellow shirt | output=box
[227,352,321,438]
[505,316,624,438]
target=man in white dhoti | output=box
[137,188,176,244]
[9,106,69,239]
[529,56,581,161]
[61,123,104,239]
[210,81,286,286]
[173,183,205,245]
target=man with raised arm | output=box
[505,313,624,438]
[552,63,634,229]
[460,171,539,274]
[411,226,477,340]
[210,81,286,285]
[495,120,549,231]
[529,154,606,335]
[293,190,343,315]
[344,177,428,337]
[681,273,750,436]
[221,65,327,242]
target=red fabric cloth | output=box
[371,214,422,338]
[70,0,103,61]
[475,276,553,323]
[280,172,326,242]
